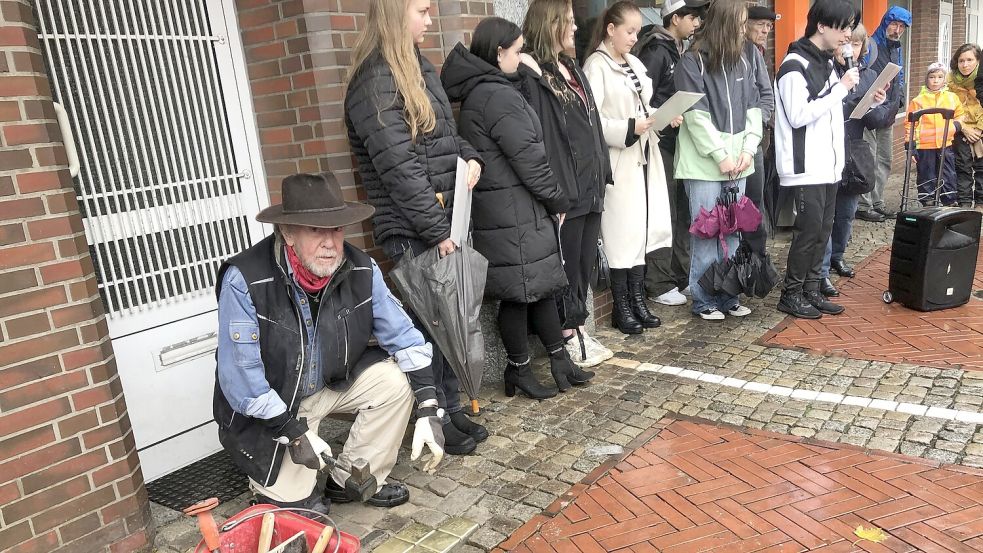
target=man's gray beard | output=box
[302,254,344,278]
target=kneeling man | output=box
[213,172,444,513]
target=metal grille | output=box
[35,0,252,316]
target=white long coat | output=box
[583,44,672,269]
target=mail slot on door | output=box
[158,332,218,370]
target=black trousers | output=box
[783,183,837,294]
[645,145,691,296]
[382,237,462,414]
[497,298,564,359]
[953,134,983,205]
[559,211,601,329]
[743,147,768,255]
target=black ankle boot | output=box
[503,357,557,399]
[547,345,594,392]
[628,266,661,329]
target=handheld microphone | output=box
[842,43,855,70]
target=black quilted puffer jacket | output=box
[345,48,481,248]
[441,43,569,303]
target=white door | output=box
[940,0,953,64]
[970,0,983,46]
[36,0,269,481]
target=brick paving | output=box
[765,246,983,372]
[497,417,983,553]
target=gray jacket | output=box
[745,40,774,123]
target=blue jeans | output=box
[821,189,860,278]
[684,178,746,314]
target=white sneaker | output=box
[652,287,687,306]
[681,286,692,297]
[727,304,752,317]
[582,332,614,362]
[565,337,605,368]
[697,309,725,321]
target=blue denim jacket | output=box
[216,251,432,419]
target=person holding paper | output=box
[441,17,586,398]
[583,1,671,335]
[949,44,983,209]
[345,0,487,456]
[819,25,892,297]
[774,1,859,320]
[517,0,615,370]
[673,0,761,321]
[634,0,708,307]
[855,6,911,223]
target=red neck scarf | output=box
[285,245,331,294]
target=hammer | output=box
[319,454,377,502]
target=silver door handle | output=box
[52,102,80,178]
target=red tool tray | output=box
[193,503,360,552]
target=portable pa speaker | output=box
[884,207,981,311]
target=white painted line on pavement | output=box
[633,362,978,424]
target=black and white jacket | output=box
[774,38,848,187]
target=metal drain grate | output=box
[146,450,248,511]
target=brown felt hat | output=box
[256,172,375,228]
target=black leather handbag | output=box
[841,137,876,195]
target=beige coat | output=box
[583,44,672,269]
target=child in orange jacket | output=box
[906,62,964,206]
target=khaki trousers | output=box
[250,359,414,502]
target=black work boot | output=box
[254,491,329,519]
[325,479,409,507]
[610,269,643,335]
[628,266,661,328]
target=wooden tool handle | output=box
[258,512,276,553]
[310,527,335,553]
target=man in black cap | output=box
[213,172,445,514]
[635,0,708,307]
[743,4,777,256]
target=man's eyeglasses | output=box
[752,21,774,31]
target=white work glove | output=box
[410,400,445,473]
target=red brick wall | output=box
[235,0,492,266]
[0,2,153,552]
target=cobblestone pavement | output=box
[499,418,983,552]
[153,179,983,552]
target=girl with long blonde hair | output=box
[345,0,487,458]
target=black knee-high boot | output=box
[611,269,642,335]
[628,265,661,328]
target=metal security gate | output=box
[36,0,268,480]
